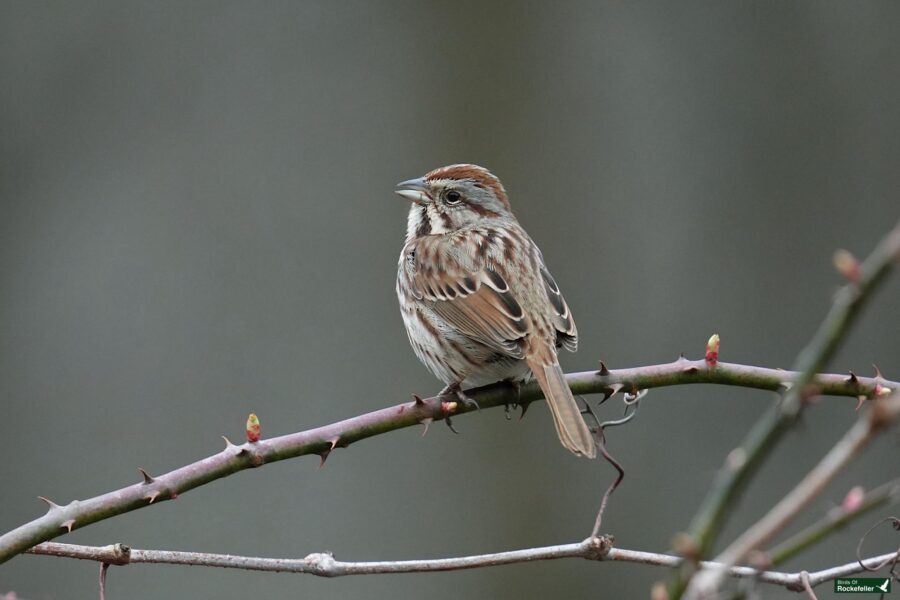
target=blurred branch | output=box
[689,391,900,597]
[24,538,898,593]
[0,357,897,565]
[678,219,900,599]
[767,478,900,566]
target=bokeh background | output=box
[2,2,899,598]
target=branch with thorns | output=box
[1,358,894,566]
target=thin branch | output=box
[767,478,900,566]
[98,562,109,600]
[688,391,900,596]
[1,360,896,565]
[676,219,900,598]
[24,538,898,592]
[799,571,818,600]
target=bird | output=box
[394,164,596,458]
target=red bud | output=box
[833,249,861,283]
[705,334,720,367]
[246,413,261,443]
[841,486,865,513]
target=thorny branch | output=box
[0,360,895,565]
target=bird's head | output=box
[395,164,514,240]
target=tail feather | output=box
[528,357,596,459]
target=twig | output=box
[24,538,898,591]
[1,360,896,565]
[767,478,900,566]
[586,391,643,537]
[688,391,900,596]
[799,571,818,600]
[676,220,900,598]
[98,563,108,600]
[856,517,900,574]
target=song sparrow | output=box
[394,164,596,458]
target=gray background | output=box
[2,2,899,598]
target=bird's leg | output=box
[503,379,531,420]
[501,379,524,419]
[439,381,480,411]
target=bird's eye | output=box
[445,190,462,205]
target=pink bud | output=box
[705,334,720,367]
[841,486,865,512]
[833,249,861,283]
[246,413,261,443]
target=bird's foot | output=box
[439,382,480,411]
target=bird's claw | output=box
[440,383,479,411]
[444,415,461,434]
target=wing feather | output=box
[540,265,578,352]
[408,242,527,358]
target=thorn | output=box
[222,435,235,448]
[419,417,432,436]
[675,353,689,364]
[873,364,883,379]
[682,365,699,374]
[845,371,859,386]
[598,361,610,376]
[61,519,75,533]
[601,383,624,403]
[318,450,330,468]
[138,468,154,485]
[327,437,340,451]
[37,496,60,510]
[412,393,425,407]
[146,491,160,504]
[779,381,793,392]
[855,395,866,411]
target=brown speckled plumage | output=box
[394,164,595,458]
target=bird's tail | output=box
[527,356,596,459]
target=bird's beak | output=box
[395,177,430,205]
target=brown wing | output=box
[408,250,528,358]
[540,265,578,353]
